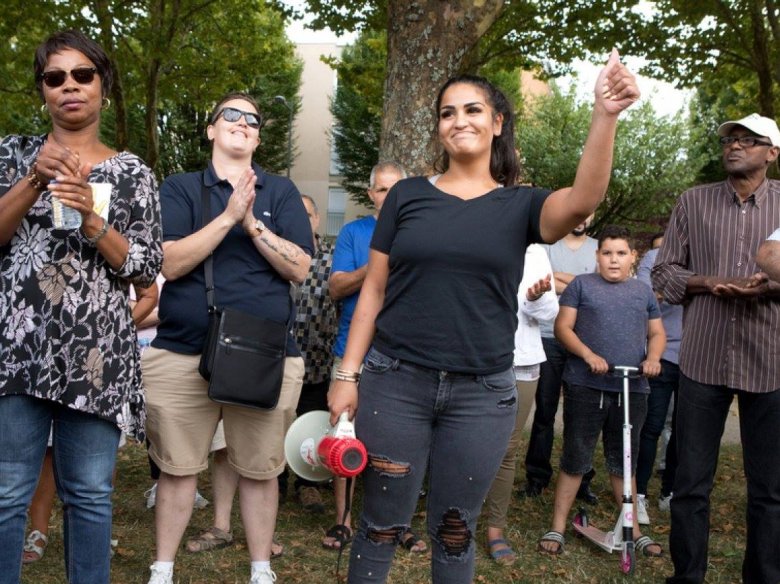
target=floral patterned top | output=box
[0,134,162,439]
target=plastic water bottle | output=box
[51,181,82,229]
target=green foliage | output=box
[519,86,708,233]
[0,0,302,177]
[327,31,386,206]
[621,1,780,118]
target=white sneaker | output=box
[249,567,277,583]
[147,564,173,584]
[637,494,650,525]
[193,490,210,510]
[144,483,157,509]
[658,492,673,512]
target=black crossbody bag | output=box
[197,176,290,410]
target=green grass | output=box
[21,439,747,583]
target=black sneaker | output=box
[576,484,599,505]
[518,480,545,498]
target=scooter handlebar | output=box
[608,365,644,377]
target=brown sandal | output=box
[401,529,427,553]
[185,526,233,553]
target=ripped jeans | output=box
[348,347,517,584]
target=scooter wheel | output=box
[574,508,588,528]
[621,543,635,576]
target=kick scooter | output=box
[572,365,642,576]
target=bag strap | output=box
[200,172,295,331]
[201,174,217,311]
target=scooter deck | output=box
[572,521,620,553]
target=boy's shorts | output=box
[560,383,648,476]
[143,347,304,480]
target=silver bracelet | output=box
[333,368,360,383]
[84,218,109,244]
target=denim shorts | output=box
[560,383,647,476]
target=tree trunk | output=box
[749,0,775,117]
[381,0,504,175]
[93,0,128,151]
[145,62,161,171]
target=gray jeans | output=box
[347,347,517,584]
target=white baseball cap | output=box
[718,113,780,147]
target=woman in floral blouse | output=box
[0,30,161,584]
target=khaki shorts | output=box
[143,347,304,480]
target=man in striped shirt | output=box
[653,113,780,584]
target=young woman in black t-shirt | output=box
[328,50,640,584]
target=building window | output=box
[326,187,347,237]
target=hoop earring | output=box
[40,104,49,116]
[102,97,111,110]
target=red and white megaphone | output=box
[284,411,367,481]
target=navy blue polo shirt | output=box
[153,162,314,355]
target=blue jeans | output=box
[667,376,780,584]
[0,395,120,584]
[348,347,517,584]
[636,360,679,496]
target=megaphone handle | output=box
[339,411,350,424]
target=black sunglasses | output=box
[213,106,261,129]
[39,67,98,88]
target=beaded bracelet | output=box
[26,162,46,191]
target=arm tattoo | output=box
[259,232,304,266]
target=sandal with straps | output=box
[634,535,663,557]
[185,526,233,553]
[487,538,516,565]
[538,530,565,555]
[22,530,48,564]
[322,524,353,550]
[400,528,427,553]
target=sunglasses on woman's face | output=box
[214,107,261,129]
[40,67,98,88]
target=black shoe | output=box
[519,480,545,498]
[576,484,598,505]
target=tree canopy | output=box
[520,86,708,234]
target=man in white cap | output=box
[653,113,780,584]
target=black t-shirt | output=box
[153,162,314,355]
[371,176,551,374]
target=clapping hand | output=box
[222,167,257,228]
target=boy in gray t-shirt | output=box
[538,226,666,558]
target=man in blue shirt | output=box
[322,161,408,551]
[330,161,406,359]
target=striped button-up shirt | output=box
[652,179,780,393]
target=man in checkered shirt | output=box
[289,194,338,512]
